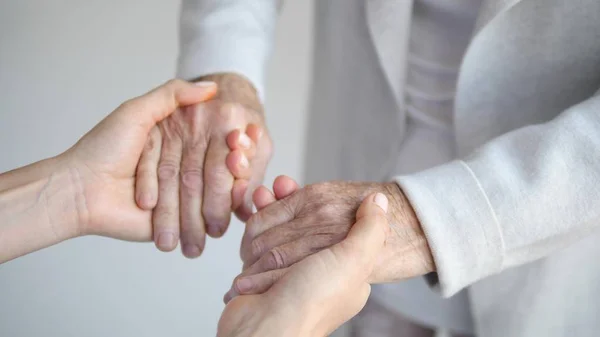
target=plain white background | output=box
[0,1,312,336]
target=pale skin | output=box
[217,192,392,337]
[216,73,436,302]
[0,79,218,263]
[137,73,433,291]
[135,73,273,258]
[0,80,391,335]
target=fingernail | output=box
[246,200,255,214]
[240,154,249,168]
[373,193,389,213]
[194,81,216,87]
[236,278,253,293]
[207,223,223,237]
[183,244,201,258]
[157,233,175,250]
[239,133,252,149]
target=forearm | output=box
[397,92,600,296]
[0,156,81,263]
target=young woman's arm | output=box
[0,79,217,264]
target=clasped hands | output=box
[13,78,435,336]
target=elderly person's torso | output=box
[304,1,600,336]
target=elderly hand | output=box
[224,178,436,301]
[217,193,390,337]
[57,80,218,242]
[134,73,272,258]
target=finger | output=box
[232,179,258,222]
[232,178,248,212]
[241,165,269,213]
[237,124,271,219]
[203,104,241,237]
[242,194,297,248]
[240,190,298,264]
[135,126,161,209]
[153,125,183,252]
[245,223,346,271]
[272,175,299,200]
[245,124,263,144]
[203,138,233,238]
[225,149,251,179]
[232,179,254,221]
[253,185,276,210]
[226,129,256,160]
[225,268,289,303]
[356,191,389,220]
[118,79,217,133]
[331,193,390,271]
[179,121,208,258]
[245,177,296,214]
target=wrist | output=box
[0,156,83,262]
[42,155,87,239]
[193,72,263,113]
[379,182,435,279]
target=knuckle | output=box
[264,247,286,270]
[216,103,243,127]
[184,136,209,153]
[157,161,179,180]
[319,203,339,216]
[218,103,237,119]
[181,168,203,192]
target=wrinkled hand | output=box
[225,178,435,301]
[217,193,390,337]
[134,73,272,258]
[63,80,217,241]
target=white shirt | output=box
[371,0,482,334]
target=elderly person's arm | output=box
[225,89,600,299]
[132,0,281,258]
[0,80,216,264]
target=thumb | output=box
[115,79,217,132]
[330,193,390,272]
